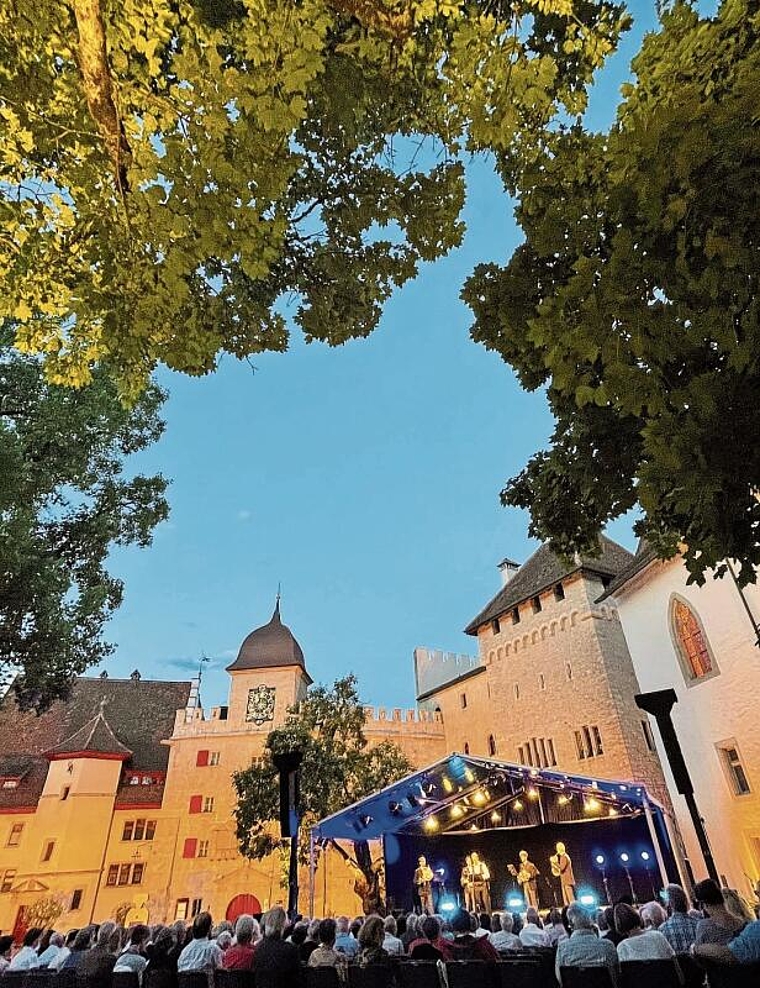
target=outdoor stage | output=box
[312,754,682,914]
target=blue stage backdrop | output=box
[383,815,679,913]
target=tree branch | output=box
[71,0,131,192]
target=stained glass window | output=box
[672,598,713,680]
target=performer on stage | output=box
[414,855,434,914]
[509,850,540,909]
[469,851,492,913]
[460,855,474,912]
[550,841,576,906]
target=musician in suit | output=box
[414,855,434,914]
[509,850,540,909]
[460,855,475,912]
[469,851,492,913]
[550,842,576,905]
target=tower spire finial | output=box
[273,583,281,621]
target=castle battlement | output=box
[362,706,444,731]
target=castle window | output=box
[517,745,525,765]
[175,899,189,921]
[131,863,144,885]
[717,742,751,796]
[106,865,119,886]
[592,725,604,755]
[514,683,520,700]
[641,719,656,753]
[6,823,24,847]
[575,725,603,760]
[191,898,203,917]
[189,795,202,814]
[491,618,501,635]
[41,840,55,863]
[539,738,548,766]
[1,779,18,789]
[196,750,209,767]
[463,742,470,755]
[524,742,534,767]
[531,596,542,614]
[71,889,83,911]
[488,735,497,757]
[0,869,16,893]
[117,864,131,885]
[554,582,565,601]
[129,775,140,786]
[539,673,546,691]
[182,838,197,859]
[61,786,70,801]
[565,663,572,681]
[122,821,134,841]
[547,738,557,766]
[511,607,520,625]
[198,840,209,859]
[670,597,717,684]
[202,796,215,813]
[460,693,467,710]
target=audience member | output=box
[299,920,321,964]
[476,912,491,938]
[79,921,118,980]
[0,936,14,976]
[519,907,550,947]
[640,902,667,931]
[357,915,390,968]
[694,879,747,946]
[222,914,256,970]
[722,889,755,924]
[253,906,301,988]
[8,928,43,971]
[601,907,624,946]
[695,919,760,966]
[308,918,346,970]
[334,916,359,959]
[50,929,79,971]
[489,912,522,954]
[408,916,449,960]
[447,908,499,961]
[37,932,65,969]
[545,908,568,946]
[400,913,419,951]
[114,924,150,980]
[145,926,178,978]
[660,884,698,953]
[615,902,675,962]
[61,928,93,970]
[177,912,223,973]
[382,915,403,956]
[556,902,619,985]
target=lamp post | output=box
[635,689,719,884]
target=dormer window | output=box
[491,618,500,635]
[531,596,542,614]
[511,607,520,625]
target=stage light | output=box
[442,776,453,793]
[389,801,403,816]
[578,890,598,908]
[641,851,650,862]
[620,852,630,864]
[558,795,570,806]
[469,823,479,831]
[424,817,438,832]
[359,814,373,828]
[464,769,475,783]
[595,855,606,866]
[439,897,457,913]
[527,787,539,800]
[407,793,420,809]
[530,768,539,778]
[513,799,524,811]
[450,804,464,819]
[584,797,601,813]
[507,895,524,910]
[608,807,618,817]
[490,811,501,823]
[472,790,486,806]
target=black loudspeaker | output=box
[635,689,693,795]
[272,750,303,837]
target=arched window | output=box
[488,735,497,757]
[670,596,717,683]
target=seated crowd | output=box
[0,880,758,986]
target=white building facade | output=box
[606,546,760,899]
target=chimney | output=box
[498,557,520,586]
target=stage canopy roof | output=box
[313,754,662,843]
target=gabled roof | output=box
[46,708,132,760]
[596,539,660,601]
[465,536,634,635]
[0,676,191,810]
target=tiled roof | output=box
[464,535,635,635]
[46,709,133,760]
[227,600,310,680]
[0,676,191,810]
[596,539,660,601]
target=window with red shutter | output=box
[189,795,202,814]
[196,750,209,767]
[182,838,197,859]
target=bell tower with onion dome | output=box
[226,597,312,731]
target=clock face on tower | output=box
[246,685,276,725]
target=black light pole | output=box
[635,689,719,884]
[272,750,303,918]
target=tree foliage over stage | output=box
[463,0,760,585]
[0,330,168,711]
[233,675,412,890]
[1,0,628,396]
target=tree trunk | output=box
[71,0,131,191]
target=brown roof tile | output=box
[464,535,634,635]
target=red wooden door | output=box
[12,905,28,944]
[226,893,262,921]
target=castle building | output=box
[603,544,760,897]
[0,603,445,935]
[0,538,685,933]
[417,537,671,811]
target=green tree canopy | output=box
[233,674,412,884]
[463,0,760,585]
[0,330,169,710]
[1,0,628,396]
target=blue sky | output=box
[102,2,660,710]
